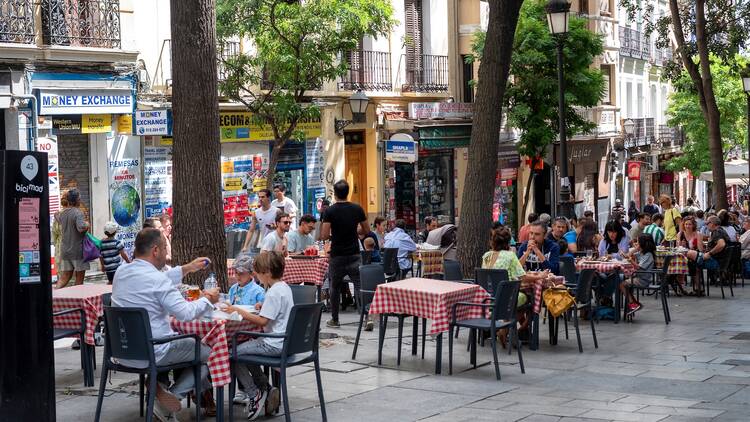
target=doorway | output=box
[532,163,553,216]
[57,134,92,220]
[344,131,367,207]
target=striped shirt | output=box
[643,223,665,245]
[100,237,124,273]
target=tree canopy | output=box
[216,0,394,180]
[665,55,749,175]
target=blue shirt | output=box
[516,239,560,274]
[598,235,630,260]
[228,281,265,306]
[384,228,417,270]
[563,230,577,245]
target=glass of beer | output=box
[187,286,201,301]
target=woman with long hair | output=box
[598,220,629,260]
[575,218,601,255]
[678,215,704,296]
[619,234,657,315]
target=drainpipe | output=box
[13,94,39,151]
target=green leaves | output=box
[666,54,749,175]
[216,0,394,141]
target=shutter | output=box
[58,134,92,221]
[404,0,423,83]
[346,38,364,85]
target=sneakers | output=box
[155,382,182,414]
[626,302,642,315]
[265,387,280,416]
[233,390,250,405]
[326,319,340,328]
[364,318,374,332]
[246,387,269,420]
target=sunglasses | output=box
[280,221,291,225]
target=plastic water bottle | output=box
[204,272,217,291]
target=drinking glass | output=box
[585,249,593,259]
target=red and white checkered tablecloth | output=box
[368,278,489,334]
[227,257,329,286]
[417,249,444,277]
[521,275,566,314]
[53,284,112,345]
[576,260,636,277]
[170,318,259,387]
[655,250,689,275]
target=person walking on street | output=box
[319,180,369,328]
[271,184,299,230]
[99,221,131,284]
[242,189,281,252]
[643,195,660,216]
[55,189,89,289]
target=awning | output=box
[417,123,472,149]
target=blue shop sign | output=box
[385,139,417,163]
[38,89,134,115]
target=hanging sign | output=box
[385,134,417,163]
[627,161,642,181]
[135,110,171,135]
[38,89,134,115]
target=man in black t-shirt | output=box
[320,180,369,328]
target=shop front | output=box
[32,72,138,254]
[561,139,610,223]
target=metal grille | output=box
[42,0,121,48]
[619,26,649,60]
[402,54,449,93]
[339,50,392,91]
[217,41,240,81]
[0,0,34,44]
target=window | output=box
[461,55,474,103]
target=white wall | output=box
[422,0,449,56]
[130,0,173,87]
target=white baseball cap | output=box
[104,221,119,235]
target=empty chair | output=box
[228,303,327,422]
[95,307,203,422]
[443,259,469,282]
[352,264,386,360]
[570,269,599,352]
[53,308,91,386]
[289,284,317,304]
[474,268,509,297]
[559,255,578,288]
[360,250,373,265]
[448,280,524,380]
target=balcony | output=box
[619,26,649,61]
[623,117,656,149]
[0,0,35,44]
[657,125,684,148]
[217,41,240,81]
[41,0,121,48]
[652,46,673,66]
[402,54,449,93]
[339,50,392,91]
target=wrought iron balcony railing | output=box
[339,50,392,91]
[623,117,656,148]
[217,41,240,81]
[619,26,649,61]
[402,54,449,93]
[42,0,121,48]
[0,0,34,44]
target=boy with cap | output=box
[99,221,131,284]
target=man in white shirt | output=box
[384,219,417,277]
[112,228,220,416]
[271,184,298,230]
[242,189,280,252]
[261,213,291,255]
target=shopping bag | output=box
[82,233,101,262]
[542,288,575,318]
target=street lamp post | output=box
[743,75,750,186]
[547,0,572,218]
[335,89,370,135]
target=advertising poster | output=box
[82,114,112,134]
[36,137,60,217]
[219,112,321,142]
[18,197,41,284]
[108,135,143,254]
[305,138,326,189]
[144,147,173,218]
[220,154,270,230]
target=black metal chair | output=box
[568,268,598,353]
[474,268,509,297]
[443,259,472,282]
[352,264,386,360]
[91,293,113,371]
[627,255,673,324]
[448,280,523,380]
[360,250,373,265]
[382,247,401,281]
[228,303,327,422]
[53,308,91,386]
[94,306,203,422]
[288,284,317,304]
[559,256,578,288]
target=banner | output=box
[627,161,642,181]
[306,138,326,189]
[107,135,143,254]
[219,112,321,142]
[135,110,171,135]
[144,147,173,218]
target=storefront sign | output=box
[408,102,473,120]
[82,114,112,134]
[107,135,142,254]
[52,116,82,134]
[35,137,60,220]
[568,143,606,165]
[627,161,641,181]
[135,110,171,135]
[219,112,321,142]
[385,134,417,163]
[118,114,133,134]
[38,89,134,115]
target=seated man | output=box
[517,221,560,274]
[384,219,417,278]
[685,216,729,272]
[286,214,317,254]
[112,228,220,419]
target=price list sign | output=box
[18,197,41,284]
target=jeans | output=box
[329,254,362,322]
[233,339,282,395]
[696,254,720,271]
[156,337,211,398]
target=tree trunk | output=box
[456,0,524,276]
[695,0,728,210]
[265,138,287,187]
[170,0,227,289]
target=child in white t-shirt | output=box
[224,251,293,420]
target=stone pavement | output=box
[55,284,750,421]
